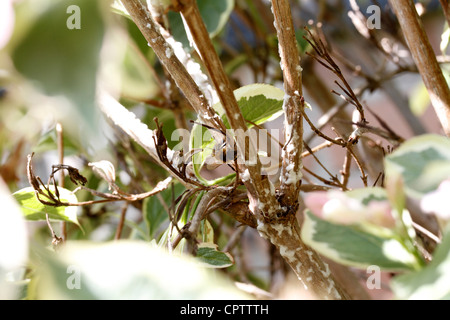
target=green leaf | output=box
[189,84,285,183]
[440,23,450,54]
[33,241,248,299]
[12,0,106,138]
[196,243,234,268]
[189,122,215,184]
[344,186,388,205]
[391,226,450,299]
[12,186,80,226]
[214,83,285,128]
[143,182,185,239]
[119,39,160,101]
[301,210,420,271]
[385,134,450,199]
[168,0,235,48]
[409,82,430,116]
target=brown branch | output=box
[115,201,129,240]
[271,0,304,209]
[173,0,280,219]
[120,0,224,133]
[389,0,450,136]
[440,0,450,26]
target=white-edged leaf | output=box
[391,226,450,299]
[385,134,450,199]
[214,83,285,128]
[33,241,247,299]
[301,210,420,271]
[12,186,80,227]
[196,243,234,268]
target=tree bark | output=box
[389,0,450,137]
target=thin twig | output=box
[115,201,129,240]
[56,123,67,241]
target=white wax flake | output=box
[165,46,173,59]
[294,262,303,275]
[296,65,303,73]
[279,246,296,262]
[257,202,266,212]
[269,181,275,195]
[286,142,296,153]
[306,250,314,260]
[234,113,240,120]
[284,167,302,185]
[242,169,250,182]
[306,276,312,282]
[320,262,331,278]
[272,223,286,237]
[327,279,341,299]
[283,93,291,106]
[219,83,226,92]
[256,219,269,240]
[146,23,151,29]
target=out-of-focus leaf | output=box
[301,210,421,271]
[385,134,450,199]
[12,186,80,227]
[33,240,248,299]
[409,82,430,116]
[12,0,106,136]
[168,0,235,48]
[119,39,160,101]
[391,226,450,299]
[0,179,28,300]
[143,182,185,239]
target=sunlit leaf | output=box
[12,186,80,226]
[33,241,247,299]
[12,0,106,137]
[385,134,450,199]
[301,210,420,271]
[213,83,285,128]
[391,226,450,299]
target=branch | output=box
[257,216,351,300]
[120,0,224,133]
[271,0,304,210]
[389,0,450,137]
[173,0,280,219]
